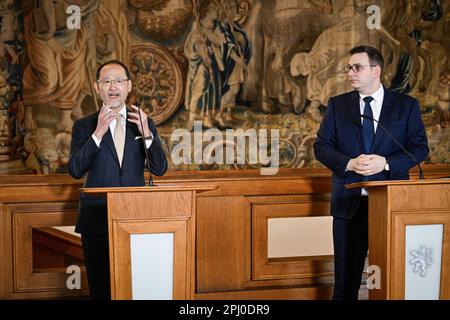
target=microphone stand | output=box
[360,114,424,179]
[137,100,154,186]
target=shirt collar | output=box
[359,84,384,103]
[118,104,127,117]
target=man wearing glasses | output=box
[69,60,168,300]
[314,46,429,300]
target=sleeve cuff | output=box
[145,139,153,149]
[144,130,154,149]
[91,133,101,147]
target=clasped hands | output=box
[346,154,386,176]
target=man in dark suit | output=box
[314,46,429,300]
[69,60,168,300]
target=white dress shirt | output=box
[359,84,384,132]
[358,84,385,196]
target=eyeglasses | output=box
[343,64,377,73]
[97,78,129,87]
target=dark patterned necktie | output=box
[362,96,374,153]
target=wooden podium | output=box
[347,179,450,300]
[81,185,216,300]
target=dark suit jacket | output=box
[314,88,429,219]
[69,110,168,234]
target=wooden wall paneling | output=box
[105,189,196,300]
[243,195,252,287]
[0,175,84,298]
[167,176,332,198]
[195,286,334,300]
[440,219,450,299]
[0,185,81,203]
[188,191,196,298]
[111,221,132,299]
[390,184,450,211]
[360,181,450,300]
[111,219,189,299]
[392,211,450,300]
[0,203,12,298]
[9,202,89,298]
[251,195,333,282]
[367,187,390,300]
[32,227,84,270]
[196,196,247,292]
[388,182,450,299]
[1,165,449,299]
[108,191,193,220]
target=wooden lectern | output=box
[81,185,216,300]
[347,179,450,300]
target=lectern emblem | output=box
[409,245,433,277]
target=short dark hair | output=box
[349,45,384,70]
[96,60,131,80]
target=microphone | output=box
[136,100,154,186]
[360,114,425,179]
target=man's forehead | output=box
[349,52,369,64]
[99,64,127,78]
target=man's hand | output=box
[93,104,119,140]
[127,105,151,138]
[346,154,387,176]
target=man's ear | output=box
[374,65,382,78]
[94,82,100,95]
[127,80,132,93]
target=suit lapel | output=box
[92,111,120,163]
[123,119,139,166]
[102,128,120,165]
[348,91,365,153]
[371,87,395,152]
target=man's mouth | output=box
[108,92,121,99]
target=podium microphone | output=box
[360,114,424,179]
[137,100,154,186]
